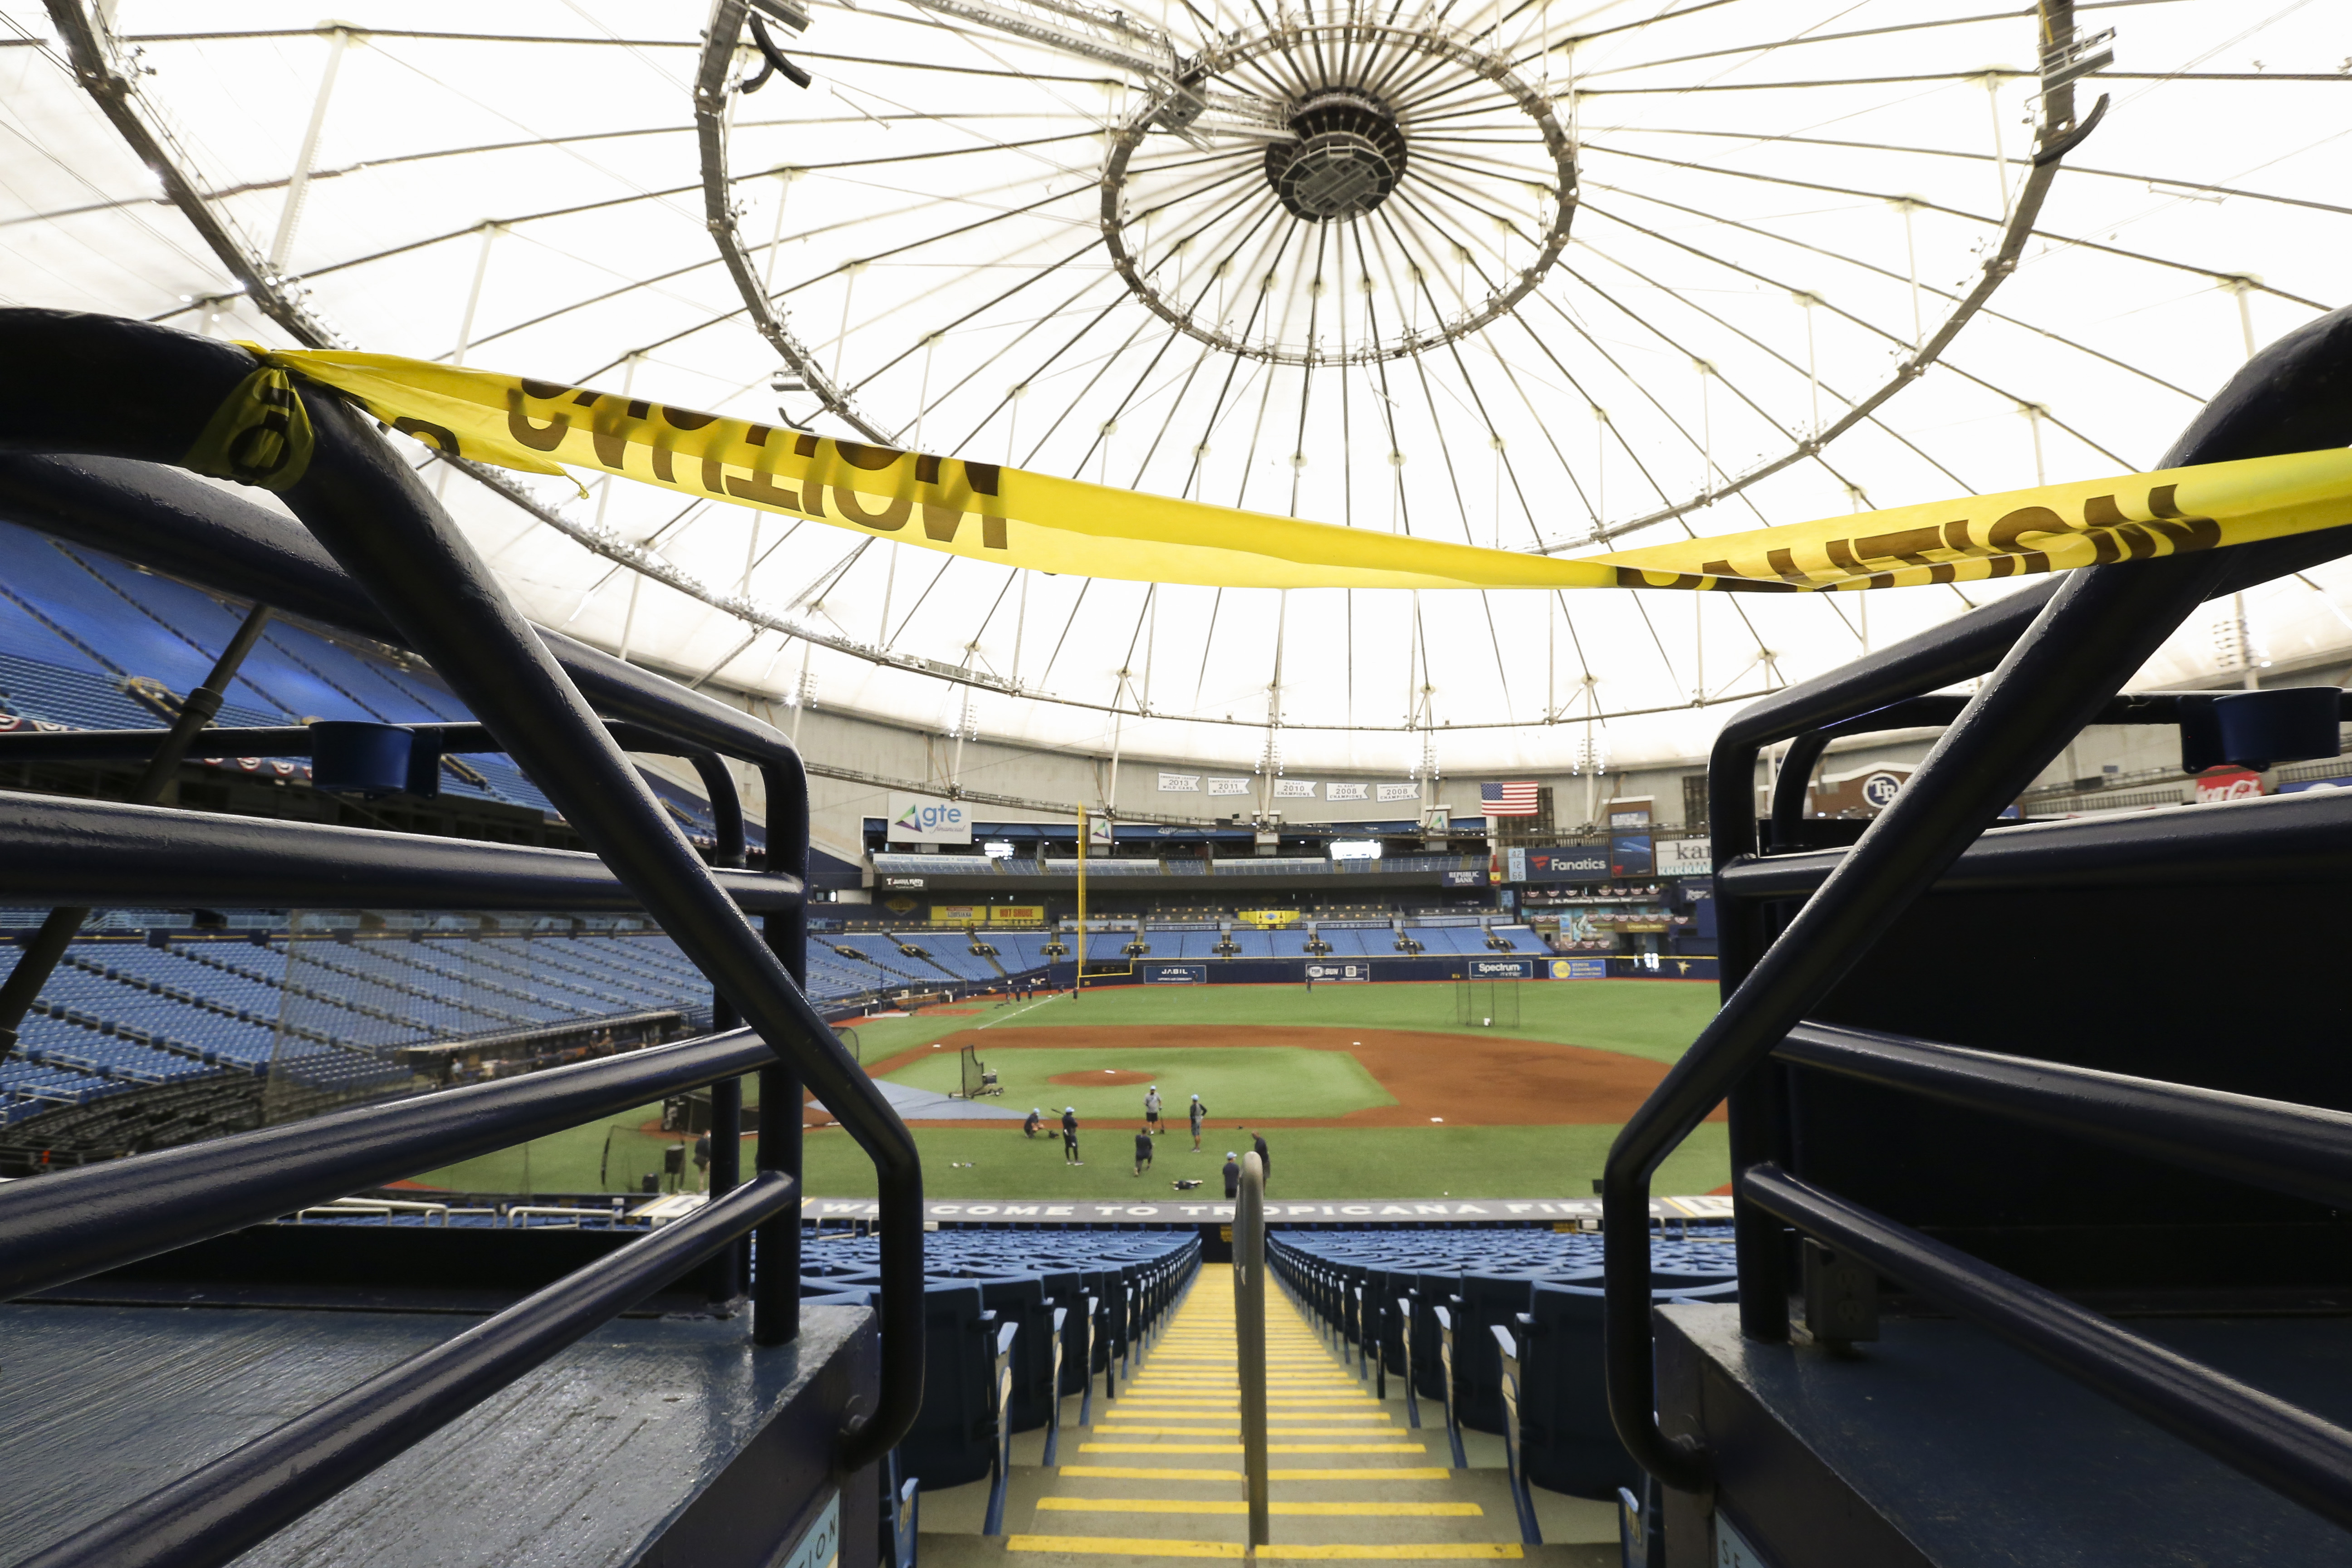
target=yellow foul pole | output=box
[1073,806,1088,1001]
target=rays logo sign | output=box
[887,791,971,845]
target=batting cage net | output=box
[1454,977,1523,1029]
[960,1042,988,1098]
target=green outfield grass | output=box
[849,977,1717,1066]
[412,1120,1728,1200]
[408,978,1726,1197]
[885,1044,1393,1122]
[799,1122,1728,1200]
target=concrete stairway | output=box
[922,1263,1616,1566]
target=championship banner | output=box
[229,348,2352,594]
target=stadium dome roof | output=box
[5,0,2348,779]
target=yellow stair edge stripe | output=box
[1129,1372,1354,1382]
[1079,1443,1427,1455]
[1095,1427,1404,1437]
[1105,1420,1392,1429]
[1055,1467,1455,1482]
[1006,1538,1521,1559]
[1110,1401,1383,1420]
[1034,1501,1482,1518]
[1105,1410,1387,1418]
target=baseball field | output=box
[409,978,1728,1199]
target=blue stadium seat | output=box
[893,1280,1000,1490]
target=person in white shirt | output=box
[1144,1085,1163,1136]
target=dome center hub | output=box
[1264,90,1406,222]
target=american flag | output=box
[1481,781,1541,817]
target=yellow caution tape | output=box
[244,346,2352,592]
[185,364,314,491]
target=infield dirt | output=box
[867,1025,1716,1128]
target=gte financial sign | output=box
[887,791,971,845]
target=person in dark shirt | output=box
[1133,1125,1155,1177]
[1189,1094,1206,1152]
[1061,1106,1082,1166]
[1024,1107,1043,1139]
[692,1132,711,1190]
[1222,1152,1241,1200]
[1252,1131,1271,1188]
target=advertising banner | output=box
[2279,775,2352,794]
[1524,846,1608,882]
[1657,838,1713,877]
[1468,957,1536,980]
[1236,910,1301,927]
[933,905,981,924]
[1303,960,1371,982]
[990,905,1046,924]
[1610,833,1655,877]
[1605,798,1654,827]
[1552,958,1610,980]
[886,790,971,844]
[2195,768,2264,804]
[1142,963,1210,984]
[1440,868,1486,889]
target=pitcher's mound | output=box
[1047,1068,1158,1088]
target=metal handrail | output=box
[0,308,924,1476]
[1764,690,2352,846]
[1606,548,2237,1487]
[1724,786,2352,904]
[0,1026,771,1300]
[1607,298,2352,1493]
[1741,1166,2352,1531]
[0,721,752,859]
[0,793,800,913]
[0,601,271,1064]
[18,1171,801,1568]
[1234,1149,1270,1552]
[1774,1022,2352,1220]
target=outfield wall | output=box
[1044,954,1719,986]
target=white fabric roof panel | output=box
[1,0,2347,773]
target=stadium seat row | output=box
[799,1228,1201,1489]
[1272,1229,1737,1501]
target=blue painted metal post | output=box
[1492,1324,1542,1545]
[1396,1297,1420,1429]
[758,760,809,1345]
[982,1321,1019,1536]
[1043,1305,1069,1465]
[1432,1304,1467,1469]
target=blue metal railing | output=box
[0,308,926,1567]
[1600,299,2352,1509]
